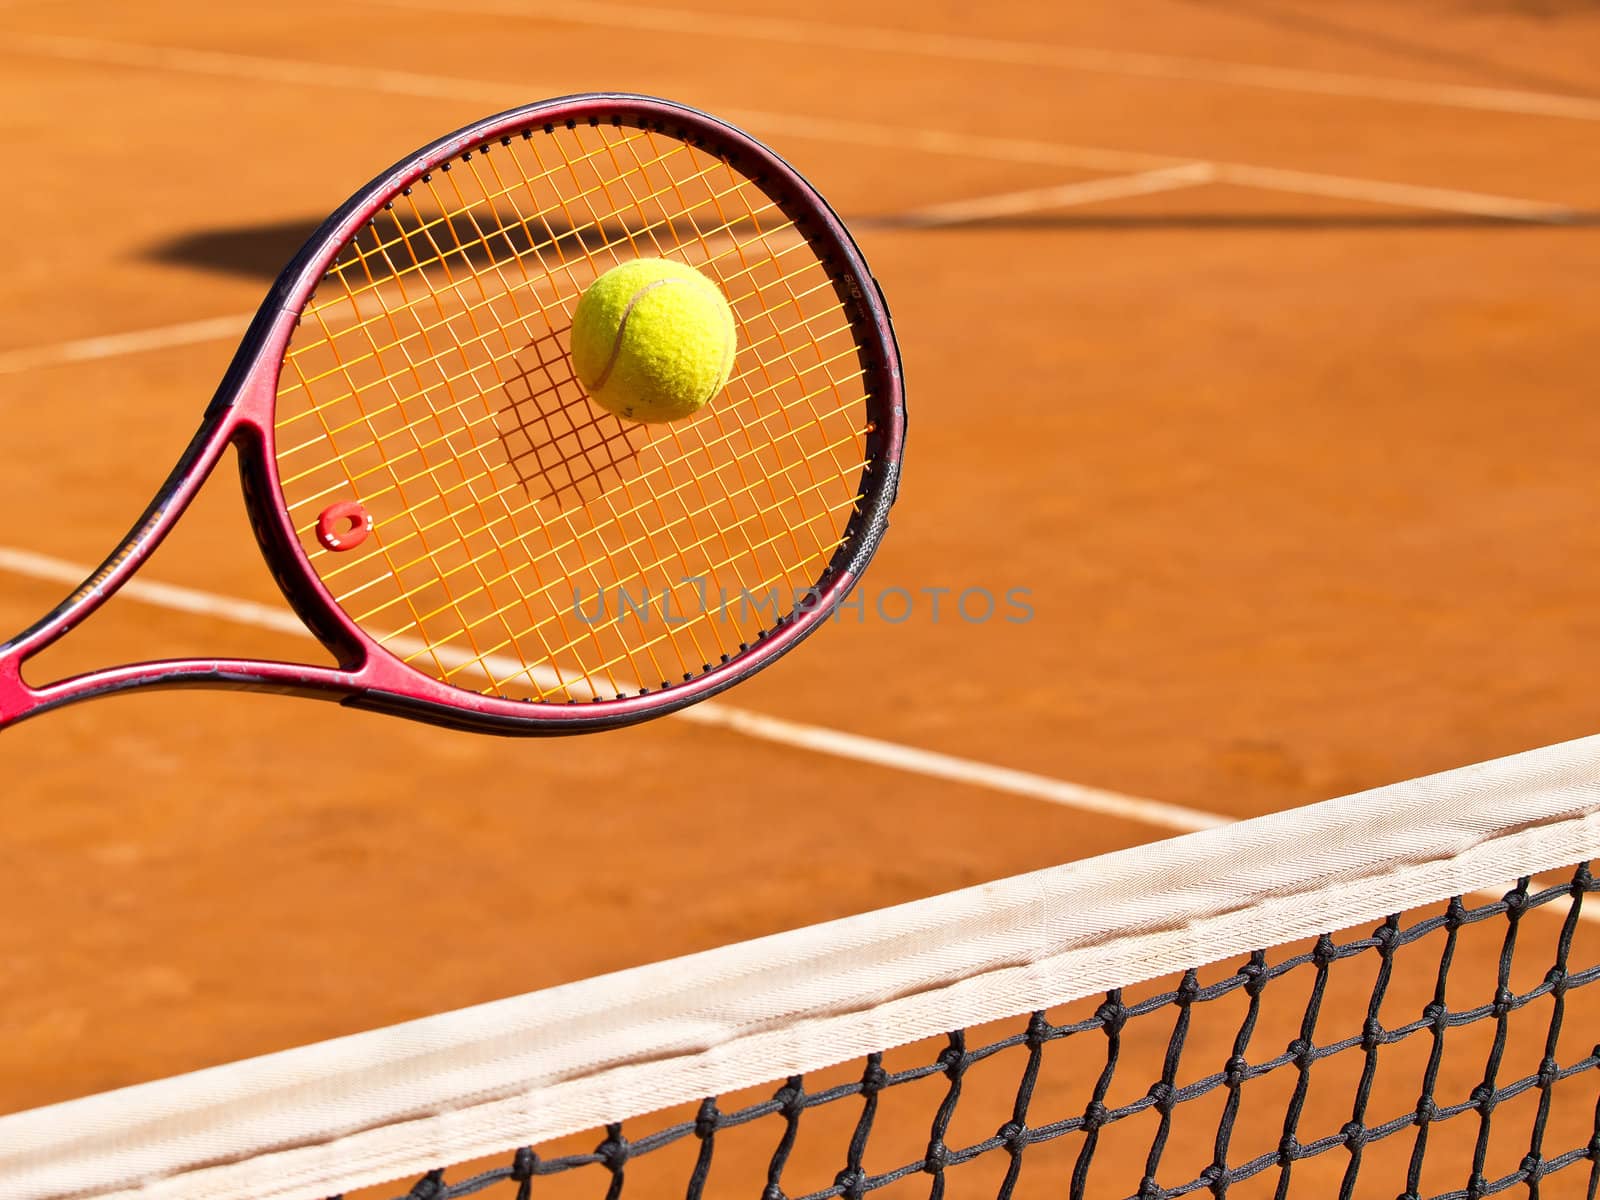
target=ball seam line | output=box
[589,277,682,391]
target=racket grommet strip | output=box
[316,501,373,553]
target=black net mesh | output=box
[350,864,1600,1200]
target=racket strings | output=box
[333,391,864,696]
[274,118,874,701]
[278,251,838,503]
[323,180,625,687]
[275,189,818,503]
[290,138,719,696]
[297,311,864,599]
[281,349,482,687]
[300,155,857,691]
[282,202,821,538]
[303,288,864,686]
[422,470,865,697]
[351,385,866,637]
[392,432,866,688]
[276,144,736,450]
[449,501,855,699]
[279,173,840,519]
[299,131,695,331]
[293,257,631,697]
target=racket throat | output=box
[0,400,314,730]
[0,648,37,727]
[0,654,363,730]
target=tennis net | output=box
[6,736,1600,1200]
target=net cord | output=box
[7,733,1600,1200]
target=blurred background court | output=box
[2,0,1599,1140]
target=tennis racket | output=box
[0,95,904,735]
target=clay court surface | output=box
[3,0,1600,1180]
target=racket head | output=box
[226,95,904,734]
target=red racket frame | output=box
[0,95,905,735]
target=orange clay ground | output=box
[2,0,1600,1191]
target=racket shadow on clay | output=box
[0,94,904,736]
[494,327,653,509]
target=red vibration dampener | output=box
[316,500,372,552]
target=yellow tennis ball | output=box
[569,258,738,424]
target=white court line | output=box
[890,163,1216,228]
[0,313,253,377]
[0,170,1219,376]
[0,543,1228,833]
[7,541,1595,927]
[671,701,1227,832]
[0,32,1174,175]
[1210,163,1575,223]
[893,161,1573,228]
[0,37,1589,876]
[0,152,1556,383]
[1,32,511,103]
[0,33,1583,222]
[360,0,1600,123]
[0,158,1568,388]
